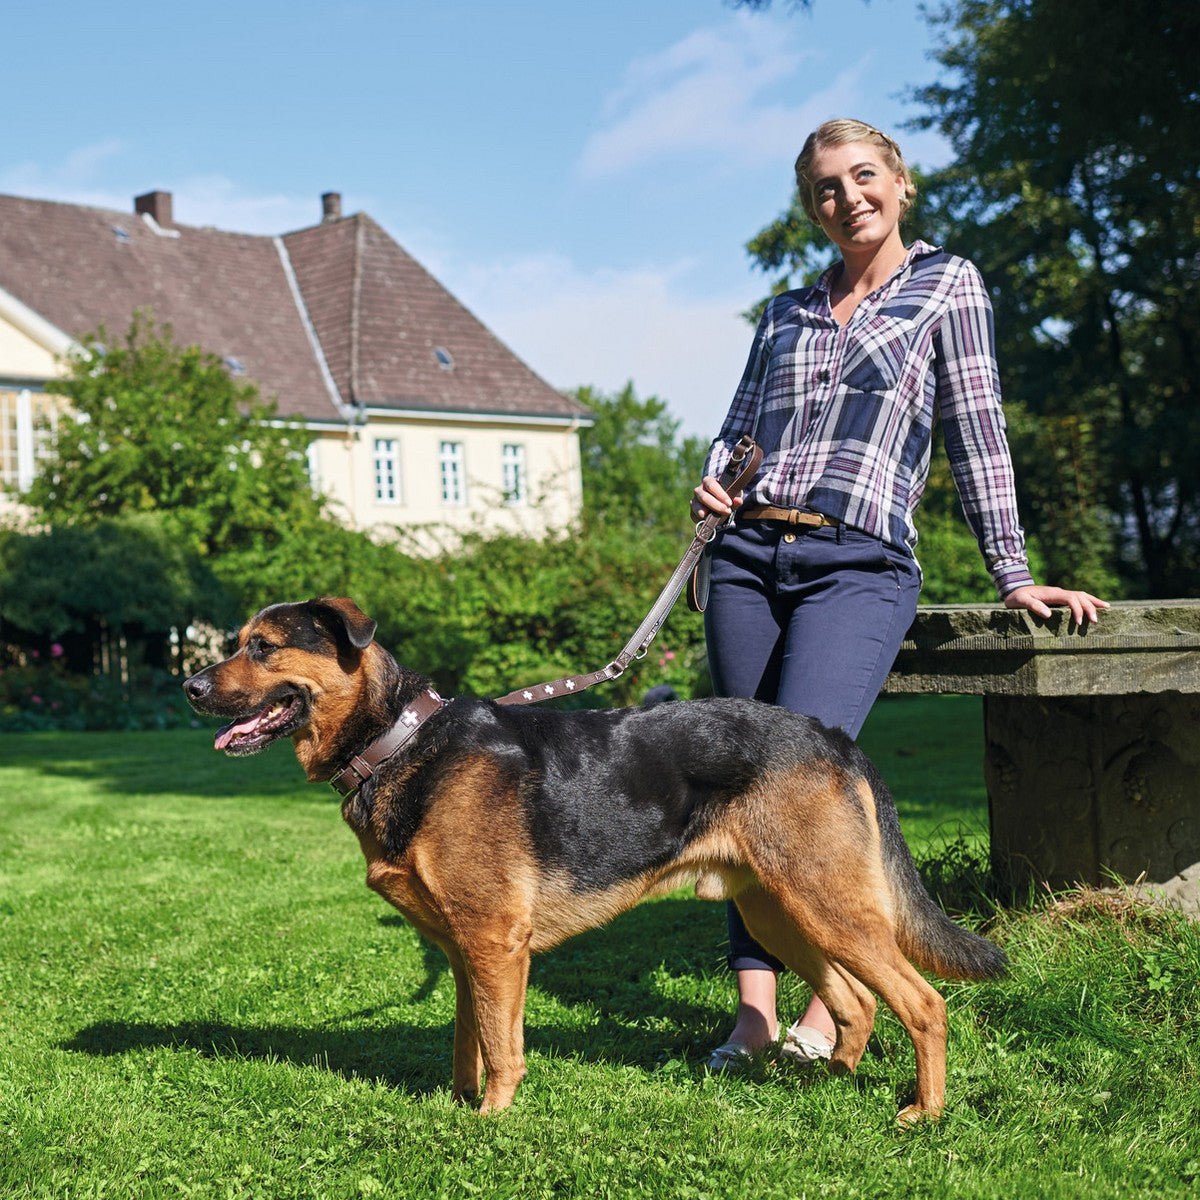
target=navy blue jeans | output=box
[704,519,922,972]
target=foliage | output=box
[353,523,709,706]
[909,0,1200,595]
[26,313,324,560]
[0,514,234,642]
[575,382,709,537]
[2,707,1198,1198]
[740,0,1200,597]
[0,664,193,732]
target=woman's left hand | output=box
[1004,585,1110,625]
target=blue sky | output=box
[5,0,950,436]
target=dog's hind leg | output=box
[747,885,947,1121]
[461,919,533,1114]
[734,886,876,1073]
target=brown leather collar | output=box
[329,688,445,798]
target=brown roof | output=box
[282,214,585,417]
[0,193,587,423]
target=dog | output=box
[183,596,1004,1121]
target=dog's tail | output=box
[862,757,1007,982]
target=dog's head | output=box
[184,597,389,776]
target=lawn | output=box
[1,695,1197,1199]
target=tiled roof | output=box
[0,193,586,423]
[282,214,585,418]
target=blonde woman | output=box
[692,119,1106,1069]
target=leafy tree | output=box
[27,313,323,561]
[575,383,709,536]
[909,0,1200,595]
[0,514,235,672]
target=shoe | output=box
[779,1022,834,1064]
[706,1041,756,1073]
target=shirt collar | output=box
[814,238,940,298]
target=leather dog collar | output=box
[329,688,445,799]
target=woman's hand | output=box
[1004,585,1110,625]
[690,475,743,522]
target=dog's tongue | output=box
[214,710,267,751]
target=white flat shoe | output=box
[779,1022,834,1064]
[706,1041,756,1073]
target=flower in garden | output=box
[50,643,64,658]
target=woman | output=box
[692,119,1107,1070]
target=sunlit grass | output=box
[1,697,1196,1198]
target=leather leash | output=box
[494,434,762,706]
[328,435,763,798]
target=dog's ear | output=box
[306,597,377,651]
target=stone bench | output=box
[882,601,1200,888]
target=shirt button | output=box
[818,369,831,384]
[783,533,796,544]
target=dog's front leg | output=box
[463,921,532,1114]
[445,949,483,1104]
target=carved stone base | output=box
[985,693,1200,887]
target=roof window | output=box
[433,346,455,371]
[112,225,130,243]
[223,356,247,376]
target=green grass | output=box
[1,695,1197,1199]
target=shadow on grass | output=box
[3,729,318,802]
[382,893,730,1036]
[62,897,736,1094]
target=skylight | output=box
[224,356,247,376]
[112,225,130,243]
[433,346,454,370]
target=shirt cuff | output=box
[992,560,1036,599]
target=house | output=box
[0,190,591,540]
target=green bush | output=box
[0,663,194,732]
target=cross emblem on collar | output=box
[543,685,555,695]
[401,710,419,727]
[522,690,533,700]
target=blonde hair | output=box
[794,118,916,223]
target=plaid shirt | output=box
[706,240,1034,597]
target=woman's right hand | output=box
[690,475,743,522]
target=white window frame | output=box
[502,442,527,506]
[373,436,402,505]
[439,440,465,506]
[1,388,56,492]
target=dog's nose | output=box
[183,674,212,702]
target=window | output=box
[502,443,527,505]
[433,346,454,370]
[305,441,321,495]
[439,440,465,505]
[373,437,401,504]
[0,389,57,491]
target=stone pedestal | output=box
[883,601,1200,887]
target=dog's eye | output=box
[251,638,278,659]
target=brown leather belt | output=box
[739,504,840,528]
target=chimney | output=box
[321,192,343,223]
[134,190,173,229]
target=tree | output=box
[27,313,324,561]
[575,383,709,536]
[909,0,1200,595]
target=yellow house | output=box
[0,190,590,539]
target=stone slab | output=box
[884,600,1200,697]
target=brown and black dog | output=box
[184,596,1004,1121]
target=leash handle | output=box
[494,436,762,707]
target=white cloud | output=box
[445,252,755,439]
[0,144,320,234]
[578,15,868,179]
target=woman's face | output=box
[809,140,906,256]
